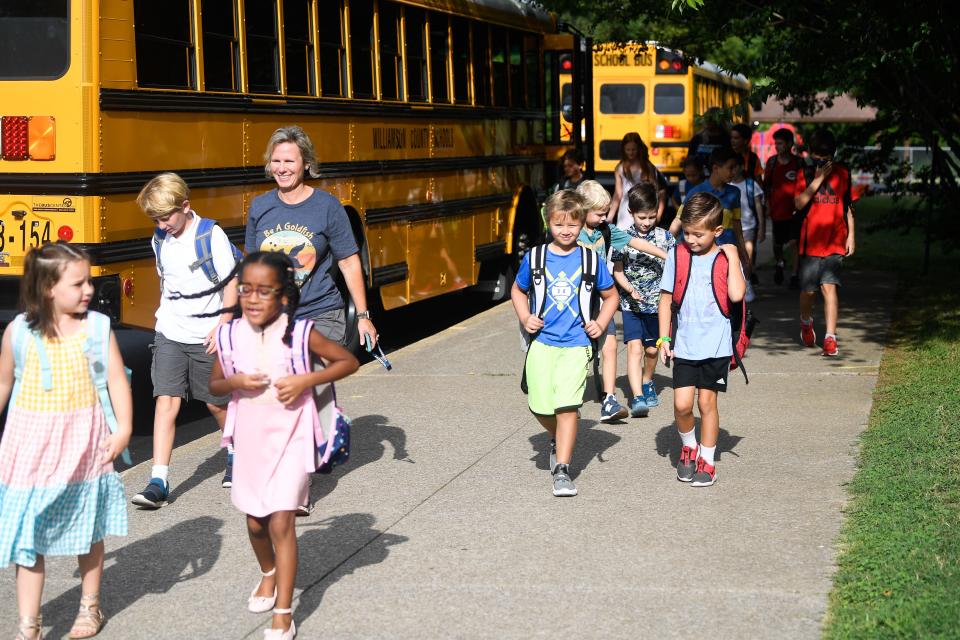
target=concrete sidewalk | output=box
[1,268,894,639]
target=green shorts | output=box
[525,340,592,416]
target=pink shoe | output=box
[248,567,278,613]
[263,609,296,639]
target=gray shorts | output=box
[799,254,843,292]
[151,332,230,405]
[310,308,346,345]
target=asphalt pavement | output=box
[0,263,894,639]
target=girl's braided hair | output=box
[171,251,301,346]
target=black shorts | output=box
[672,357,730,392]
[772,218,800,246]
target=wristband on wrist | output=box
[656,336,672,349]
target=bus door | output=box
[544,30,593,178]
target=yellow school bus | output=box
[561,42,750,185]
[0,0,587,346]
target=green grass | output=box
[823,195,960,638]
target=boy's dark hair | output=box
[772,128,794,144]
[730,152,745,167]
[543,189,586,223]
[680,192,724,229]
[681,156,705,171]
[173,251,301,346]
[730,123,753,141]
[709,146,737,169]
[809,128,837,157]
[627,182,659,214]
[561,148,584,166]
[21,241,91,339]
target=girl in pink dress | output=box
[206,251,358,640]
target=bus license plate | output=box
[0,217,53,256]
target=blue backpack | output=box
[9,311,132,465]
[152,216,243,287]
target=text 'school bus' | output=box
[560,42,750,184]
[0,0,589,349]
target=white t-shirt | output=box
[154,211,236,344]
[730,178,763,233]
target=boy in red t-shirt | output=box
[764,128,802,287]
[793,129,857,356]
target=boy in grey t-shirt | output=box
[658,192,746,488]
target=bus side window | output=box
[318,0,346,97]
[404,7,428,101]
[508,31,524,107]
[378,1,403,101]
[524,34,541,109]
[200,0,239,92]
[490,27,507,107]
[283,0,315,96]
[428,13,450,103]
[244,0,280,94]
[134,0,195,90]
[654,83,684,115]
[472,24,491,106]
[451,16,470,104]
[349,0,375,98]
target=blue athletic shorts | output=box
[622,310,659,347]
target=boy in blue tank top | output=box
[512,191,619,497]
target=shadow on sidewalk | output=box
[310,415,411,503]
[43,516,224,639]
[654,422,744,467]
[294,513,407,624]
[528,420,621,478]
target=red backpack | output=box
[669,243,756,383]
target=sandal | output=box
[68,594,105,639]
[16,615,43,640]
[262,608,296,639]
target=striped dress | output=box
[0,327,127,568]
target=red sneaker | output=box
[822,335,839,356]
[800,320,816,347]
[677,445,698,482]
[691,457,717,487]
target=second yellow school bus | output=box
[561,42,750,184]
[0,0,587,349]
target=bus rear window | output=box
[0,0,70,80]
[600,84,645,114]
[654,83,685,114]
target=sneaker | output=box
[552,464,578,497]
[599,394,628,422]
[800,320,816,348]
[691,457,717,487]
[642,381,659,408]
[549,440,557,472]
[629,395,649,418]
[749,271,760,285]
[822,335,839,356]
[774,261,785,285]
[131,478,169,509]
[676,445,698,482]
[788,274,800,290]
[222,453,233,488]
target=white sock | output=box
[800,316,813,325]
[151,465,169,485]
[679,429,698,450]
[699,445,716,466]
[825,333,837,340]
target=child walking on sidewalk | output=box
[512,190,619,497]
[206,251,359,639]
[0,242,131,639]
[612,183,675,416]
[575,180,667,421]
[658,193,745,487]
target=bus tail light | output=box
[122,278,135,298]
[58,225,74,241]
[560,53,573,72]
[655,125,676,139]
[28,116,56,160]
[651,147,660,156]
[1,116,30,160]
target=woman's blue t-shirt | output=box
[516,246,614,347]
